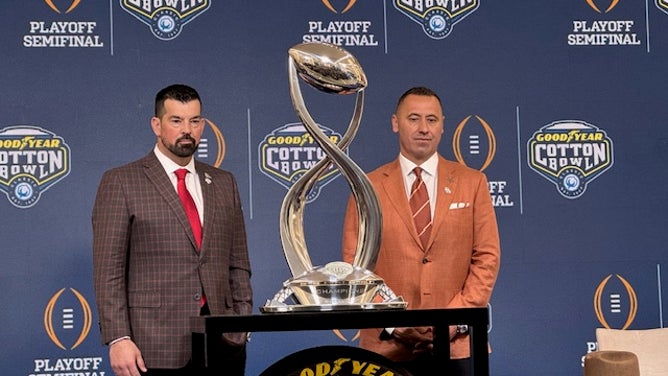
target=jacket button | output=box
[194,293,201,301]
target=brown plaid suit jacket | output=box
[92,151,252,369]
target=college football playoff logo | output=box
[594,275,637,330]
[44,288,93,350]
[322,0,357,13]
[44,0,81,14]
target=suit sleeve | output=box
[92,169,132,344]
[227,176,253,316]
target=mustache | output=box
[176,135,196,144]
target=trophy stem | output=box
[285,57,382,274]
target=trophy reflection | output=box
[261,42,406,312]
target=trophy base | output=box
[260,301,407,313]
[260,262,408,313]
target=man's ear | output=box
[150,117,161,136]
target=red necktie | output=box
[410,167,432,249]
[175,168,206,308]
[174,169,202,250]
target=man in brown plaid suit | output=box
[93,84,252,376]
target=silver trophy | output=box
[261,42,407,312]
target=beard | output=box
[162,134,198,158]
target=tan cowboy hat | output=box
[583,351,640,376]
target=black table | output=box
[191,307,489,375]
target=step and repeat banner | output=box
[2,1,667,375]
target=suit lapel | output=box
[430,157,457,246]
[196,163,215,254]
[380,160,423,247]
[142,153,199,253]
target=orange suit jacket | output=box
[342,155,500,360]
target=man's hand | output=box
[222,332,248,357]
[222,332,248,347]
[391,327,434,355]
[109,339,147,376]
[449,325,458,340]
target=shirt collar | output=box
[153,144,196,176]
[399,153,438,178]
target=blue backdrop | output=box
[2,1,667,375]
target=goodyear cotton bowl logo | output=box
[593,274,638,329]
[393,0,479,40]
[656,0,668,15]
[528,120,613,199]
[120,0,210,40]
[259,123,342,203]
[0,126,71,208]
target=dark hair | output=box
[395,86,442,111]
[154,84,201,117]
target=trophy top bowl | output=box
[288,42,367,95]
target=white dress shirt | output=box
[153,145,204,224]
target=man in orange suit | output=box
[342,86,500,376]
[93,84,252,376]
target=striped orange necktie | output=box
[409,167,432,248]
